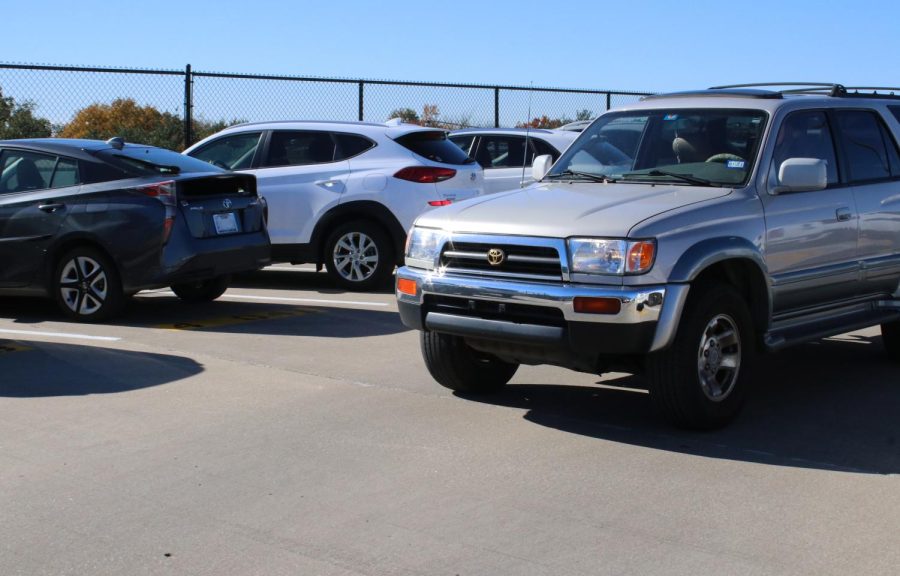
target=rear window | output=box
[95,146,225,176]
[395,131,475,165]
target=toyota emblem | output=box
[222,198,233,209]
[487,248,505,266]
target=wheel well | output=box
[311,202,406,264]
[691,259,769,349]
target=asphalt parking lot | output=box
[1,265,898,576]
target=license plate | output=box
[213,212,239,234]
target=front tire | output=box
[421,331,519,393]
[171,275,230,302]
[324,220,394,291]
[54,247,125,322]
[882,320,900,363]
[646,282,754,429]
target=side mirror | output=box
[532,154,553,181]
[773,158,827,194]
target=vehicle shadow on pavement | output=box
[232,268,396,295]
[457,334,899,475]
[0,295,408,338]
[0,340,203,397]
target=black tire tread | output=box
[421,331,518,393]
[882,320,900,363]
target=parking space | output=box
[1,266,898,575]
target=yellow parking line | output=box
[154,309,314,331]
[0,340,32,355]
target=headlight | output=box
[568,238,656,275]
[405,227,447,270]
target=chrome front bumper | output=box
[396,266,689,352]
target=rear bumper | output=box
[396,266,688,372]
[124,231,271,291]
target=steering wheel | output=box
[706,153,745,164]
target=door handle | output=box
[835,207,852,222]
[38,202,65,213]
[315,180,344,191]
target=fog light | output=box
[397,278,418,296]
[573,297,621,314]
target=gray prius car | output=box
[0,138,270,321]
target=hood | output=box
[414,181,733,238]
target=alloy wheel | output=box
[696,313,742,402]
[59,256,109,316]
[332,231,379,283]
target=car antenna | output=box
[521,82,533,188]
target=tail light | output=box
[136,180,177,243]
[394,167,456,183]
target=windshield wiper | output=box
[546,170,615,183]
[622,169,714,186]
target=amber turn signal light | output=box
[397,278,418,296]
[573,296,621,315]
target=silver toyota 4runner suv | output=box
[395,83,900,429]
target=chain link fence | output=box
[0,63,650,150]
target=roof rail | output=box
[709,83,900,100]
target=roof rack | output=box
[709,83,900,100]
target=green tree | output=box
[575,109,593,121]
[192,117,246,143]
[388,107,420,123]
[0,86,52,139]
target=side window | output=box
[530,139,560,164]
[50,158,79,188]
[449,135,475,155]
[190,132,262,170]
[834,110,890,182]
[878,121,900,176]
[771,111,839,186]
[476,136,527,168]
[265,131,336,167]
[334,133,375,160]
[0,150,53,193]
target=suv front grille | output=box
[440,240,564,281]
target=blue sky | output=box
[4,0,898,94]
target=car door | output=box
[251,130,349,246]
[833,108,900,298]
[760,110,860,313]
[0,149,79,287]
[473,135,530,194]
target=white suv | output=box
[449,128,578,194]
[185,120,484,289]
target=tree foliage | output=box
[0,86,52,139]
[59,98,183,149]
[388,107,420,123]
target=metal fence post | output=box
[606,92,611,111]
[358,81,364,121]
[494,88,500,128]
[183,64,193,149]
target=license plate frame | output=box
[213,212,239,235]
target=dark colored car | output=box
[0,138,270,321]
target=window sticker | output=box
[663,114,679,121]
[726,160,746,169]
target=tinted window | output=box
[190,132,262,170]
[0,150,53,192]
[889,106,900,125]
[771,111,838,185]
[475,136,530,168]
[449,135,475,155]
[395,131,474,165]
[50,158,79,188]
[96,146,224,176]
[334,133,375,160]
[878,121,900,176]
[265,131,336,167]
[835,110,890,182]
[531,138,560,162]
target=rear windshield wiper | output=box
[546,170,616,183]
[622,169,714,186]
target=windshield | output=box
[95,146,225,176]
[547,108,768,187]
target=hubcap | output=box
[333,232,379,282]
[59,256,108,316]
[696,313,741,402]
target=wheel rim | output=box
[696,313,741,402]
[59,256,108,316]
[332,231,379,282]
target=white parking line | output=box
[0,328,120,342]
